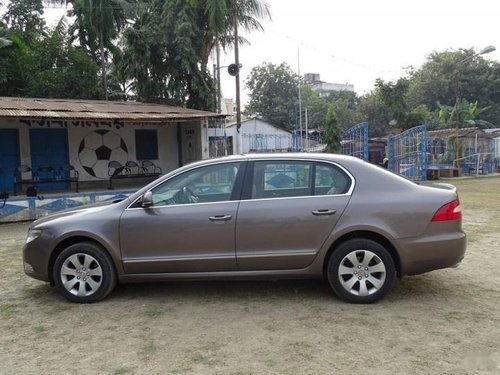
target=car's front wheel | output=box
[327,239,395,303]
[53,242,117,303]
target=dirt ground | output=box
[1,177,499,375]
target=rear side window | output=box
[315,163,350,195]
[248,160,351,200]
[252,161,312,199]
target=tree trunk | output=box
[100,29,108,100]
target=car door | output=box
[119,161,244,274]
[235,160,352,270]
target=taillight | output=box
[431,199,462,222]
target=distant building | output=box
[208,117,293,156]
[304,73,354,97]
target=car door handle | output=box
[209,215,232,222]
[311,209,337,216]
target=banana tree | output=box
[437,99,493,161]
[437,99,493,129]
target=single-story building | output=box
[0,97,223,193]
[208,117,294,156]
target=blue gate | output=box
[342,122,368,161]
[388,125,428,181]
[0,129,20,193]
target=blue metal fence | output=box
[388,125,428,181]
[342,122,369,161]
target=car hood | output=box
[32,198,130,227]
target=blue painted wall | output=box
[0,129,20,193]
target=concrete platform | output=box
[0,190,134,223]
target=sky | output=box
[35,0,500,106]
[217,0,500,106]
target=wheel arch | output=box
[48,236,117,285]
[322,230,402,279]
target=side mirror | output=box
[141,191,153,208]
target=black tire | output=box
[53,242,117,303]
[327,239,395,303]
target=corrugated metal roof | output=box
[0,97,224,122]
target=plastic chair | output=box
[108,161,125,177]
[35,165,55,181]
[14,165,33,182]
[58,164,79,179]
[125,161,140,175]
[141,160,162,175]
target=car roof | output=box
[192,152,362,165]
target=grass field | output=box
[1,176,499,374]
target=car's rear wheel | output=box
[53,242,116,303]
[327,239,395,303]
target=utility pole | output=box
[297,48,302,150]
[305,107,309,151]
[216,43,222,114]
[234,2,241,133]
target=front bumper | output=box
[23,238,52,282]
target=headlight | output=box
[26,229,42,244]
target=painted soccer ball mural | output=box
[78,130,129,178]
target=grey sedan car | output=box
[23,153,466,303]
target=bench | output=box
[107,160,162,189]
[14,164,79,195]
[426,168,440,180]
[467,165,485,175]
[438,167,461,178]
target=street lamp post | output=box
[454,45,495,166]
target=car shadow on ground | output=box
[110,279,334,302]
[105,272,461,304]
[22,272,463,305]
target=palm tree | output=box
[119,0,270,108]
[201,0,270,67]
[52,0,134,99]
[0,37,12,49]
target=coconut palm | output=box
[51,0,136,99]
[201,0,270,66]
[121,0,270,108]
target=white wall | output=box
[224,118,293,153]
[0,118,206,182]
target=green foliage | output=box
[408,49,500,126]
[0,31,29,95]
[324,104,341,153]
[2,0,45,43]
[64,0,136,98]
[245,62,301,129]
[437,99,493,129]
[375,78,429,130]
[299,85,328,130]
[325,91,363,131]
[355,92,390,137]
[375,78,409,126]
[197,0,270,64]
[120,0,269,109]
[0,17,103,99]
[120,0,213,108]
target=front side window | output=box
[150,162,241,206]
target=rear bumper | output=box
[396,230,466,276]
